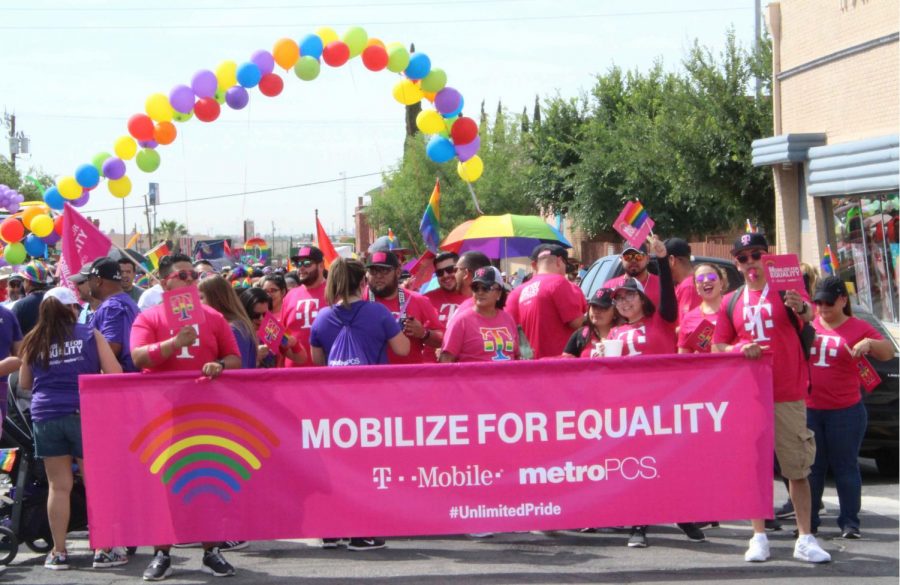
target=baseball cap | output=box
[665,238,692,258]
[471,266,504,288]
[69,264,92,284]
[813,276,849,304]
[366,251,400,269]
[18,261,52,284]
[292,246,324,263]
[89,257,122,281]
[613,277,646,297]
[731,233,769,256]
[530,243,569,261]
[622,243,649,255]
[588,287,615,308]
[42,286,79,306]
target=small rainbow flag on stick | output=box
[419,178,442,253]
[613,200,655,249]
[821,244,839,276]
[145,242,171,271]
[0,448,17,473]
[745,219,755,233]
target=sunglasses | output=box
[251,311,266,319]
[293,259,315,268]
[471,283,500,293]
[165,270,199,282]
[435,266,458,277]
[735,251,764,264]
[368,266,394,276]
[8,281,21,288]
[695,273,719,283]
[622,251,646,262]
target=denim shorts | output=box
[33,413,84,459]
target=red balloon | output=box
[258,73,284,97]
[322,41,350,67]
[0,218,24,244]
[193,98,221,123]
[127,114,155,142]
[361,45,388,71]
[54,215,64,236]
[450,117,479,146]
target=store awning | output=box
[751,133,826,166]
[807,134,899,197]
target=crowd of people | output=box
[0,229,893,579]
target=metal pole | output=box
[122,198,127,246]
[754,0,761,95]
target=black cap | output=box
[665,237,692,258]
[366,251,400,269]
[813,276,849,304]
[588,287,614,308]
[622,243,649,255]
[471,266,504,288]
[612,277,646,297]
[69,264,92,284]
[530,243,569,261]
[731,233,769,256]
[89,257,122,281]
[292,246,324,263]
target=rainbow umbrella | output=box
[440,214,572,258]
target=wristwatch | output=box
[797,302,809,316]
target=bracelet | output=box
[147,342,163,365]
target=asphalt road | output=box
[4,459,897,585]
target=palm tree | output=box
[157,219,188,251]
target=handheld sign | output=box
[257,312,286,354]
[613,201,655,249]
[683,318,716,353]
[844,344,882,392]
[162,287,206,331]
[761,254,810,300]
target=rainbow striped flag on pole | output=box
[145,242,171,271]
[745,219,755,233]
[821,244,839,276]
[613,200,655,249]
[419,178,442,253]
[0,448,17,473]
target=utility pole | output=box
[3,112,30,171]
[340,171,347,234]
[754,0,762,96]
[271,220,276,262]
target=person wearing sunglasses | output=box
[806,276,894,540]
[239,287,277,368]
[2,273,24,308]
[678,264,728,353]
[130,254,242,580]
[422,252,467,361]
[280,246,328,368]
[712,232,830,564]
[603,243,661,308]
[562,287,619,358]
[86,257,141,373]
[260,274,287,316]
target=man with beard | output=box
[280,246,328,367]
[366,251,443,364]
[423,252,467,361]
[88,257,140,372]
[117,257,145,303]
[603,243,661,307]
[446,251,493,325]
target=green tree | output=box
[157,219,188,251]
[0,158,54,202]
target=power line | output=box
[1,0,527,12]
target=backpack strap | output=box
[726,285,744,324]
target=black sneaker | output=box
[347,538,386,551]
[678,523,706,542]
[321,538,347,549]
[202,547,235,577]
[218,541,248,552]
[142,551,173,581]
[841,527,861,539]
[775,500,795,520]
[764,518,782,532]
[627,526,648,548]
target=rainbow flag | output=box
[125,231,141,249]
[821,244,839,276]
[134,272,153,288]
[613,200,655,249]
[745,219,755,233]
[388,228,397,250]
[315,214,340,269]
[0,448,17,473]
[145,242,171,270]
[624,201,650,229]
[418,178,442,253]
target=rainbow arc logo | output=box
[130,404,280,504]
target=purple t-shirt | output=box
[90,292,140,372]
[29,323,100,422]
[231,323,258,370]
[0,305,23,419]
[310,301,401,366]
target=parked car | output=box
[580,254,899,477]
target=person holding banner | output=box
[447,251,493,323]
[281,246,328,367]
[240,287,277,367]
[666,238,702,321]
[130,254,243,580]
[260,274,287,316]
[807,276,894,539]
[562,288,618,358]
[711,232,831,564]
[87,257,140,373]
[678,264,728,354]
[18,287,126,571]
[199,276,258,370]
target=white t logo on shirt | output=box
[742,303,773,342]
[811,334,841,367]
[620,326,647,356]
[438,303,458,323]
[294,299,320,329]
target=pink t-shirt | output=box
[675,278,702,322]
[609,313,676,356]
[371,290,443,365]
[808,316,882,410]
[604,272,661,308]
[442,309,519,362]
[130,304,241,372]
[677,306,719,353]
[280,281,328,368]
[509,273,586,358]
[713,287,808,403]
[424,287,467,362]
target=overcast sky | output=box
[1,0,757,241]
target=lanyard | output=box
[369,287,408,320]
[742,283,769,320]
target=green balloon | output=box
[342,26,368,58]
[421,68,447,93]
[294,56,321,81]
[386,46,410,73]
[4,243,26,265]
[214,89,226,105]
[173,110,193,123]
[92,152,112,173]
[136,148,161,173]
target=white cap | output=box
[42,286,80,306]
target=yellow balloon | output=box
[392,79,423,106]
[457,155,484,182]
[108,176,132,198]
[316,27,339,46]
[114,135,138,160]
[58,176,82,200]
[30,214,54,238]
[416,110,445,134]
[216,60,238,91]
[145,93,174,123]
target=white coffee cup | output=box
[602,339,624,357]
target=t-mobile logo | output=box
[811,334,841,367]
[741,304,773,341]
[620,326,647,355]
[294,299,319,329]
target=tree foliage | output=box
[0,158,54,202]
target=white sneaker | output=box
[744,533,770,562]
[794,534,831,563]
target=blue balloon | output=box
[236,62,262,88]
[24,234,47,258]
[299,34,323,60]
[43,186,65,210]
[74,163,100,189]
[426,135,456,163]
[405,53,431,80]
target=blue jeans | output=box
[807,401,867,531]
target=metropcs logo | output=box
[129,404,280,504]
[518,457,658,485]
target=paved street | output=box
[5,459,897,585]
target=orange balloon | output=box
[366,38,385,48]
[273,38,299,70]
[154,122,177,145]
[21,205,48,230]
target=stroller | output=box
[0,375,89,565]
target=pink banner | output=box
[80,355,774,547]
[60,203,113,287]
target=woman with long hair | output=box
[260,274,287,316]
[562,287,618,358]
[678,264,728,354]
[19,288,124,571]
[240,287,275,367]
[199,276,258,369]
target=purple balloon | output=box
[250,50,275,75]
[169,84,195,114]
[7,202,19,213]
[0,258,7,268]
[434,87,462,115]
[42,231,61,246]
[71,191,90,208]
[191,70,218,99]
[225,86,249,110]
[455,135,481,162]
[138,140,159,149]
[102,157,126,180]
